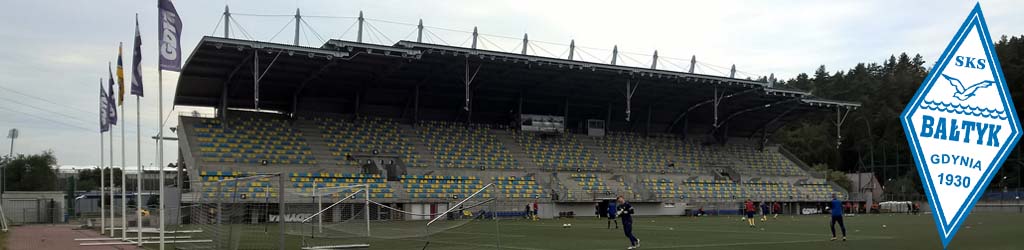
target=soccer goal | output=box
[287,182,522,250]
[285,183,372,249]
[183,173,289,250]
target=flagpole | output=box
[120,103,126,241]
[136,95,143,246]
[155,1,181,247]
[109,126,115,236]
[158,69,166,250]
[99,80,106,235]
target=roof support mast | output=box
[223,5,230,38]
[416,19,423,43]
[689,55,696,73]
[611,45,618,65]
[294,9,301,46]
[651,50,658,69]
[521,34,528,55]
[471,27,478,49]
[568,40,575,60]
[357,11,364,43]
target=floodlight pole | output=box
[4,128,17,206]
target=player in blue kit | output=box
[830,193,847,241]
[607,200,618,229]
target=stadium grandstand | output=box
[169,9,861,247]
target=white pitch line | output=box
[405,238,549,250]
[595,237,896,250]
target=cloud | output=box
[1,0,1022,166]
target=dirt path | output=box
[7,224,142,250]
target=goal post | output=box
[183,172,287,250]
[284,183,371,249]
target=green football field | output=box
[154,212,1023,250]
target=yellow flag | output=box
[116,42,125,105]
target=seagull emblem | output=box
[942,74,993,101]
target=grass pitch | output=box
[153,212,1023,250]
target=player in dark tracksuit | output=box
[760,202,770,221]
[616,195,639,249]
[830,194,847,241]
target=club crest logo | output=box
[900,4,1021,249]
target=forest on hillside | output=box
[772,35,1024,195]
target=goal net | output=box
[180,176,529,249]
[182,173,286,250]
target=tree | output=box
[772,34,1024,192]
[2,150,59,191]
[75,167,124,192]
[146,194,159,209]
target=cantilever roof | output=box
[175,36,859,136]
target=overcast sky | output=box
[0,0,1022,167]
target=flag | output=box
[158,0,182,71]
[107,63,118,125]
[116,43,125,105]
[130,16,143,97]
[100,79,110,133]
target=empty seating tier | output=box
[595,133,688,173]
[291,172,393,199]
[743,179,799,200]
[194,117,316,165]
[683,179,746,200]
[641,178,685,199]
[198,171,277,199]
[401,175,486,199]
[514,132,601,171]
[714,144,805,177]
[569,173,609,193]
[418,121,519,169]
[492,176,547,199]
[314,116,423,168]
[798,180,845,200]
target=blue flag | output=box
[158,0,182,71]
[107,63,118,125]
[100,79,110,133]
[131,15,143,97]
